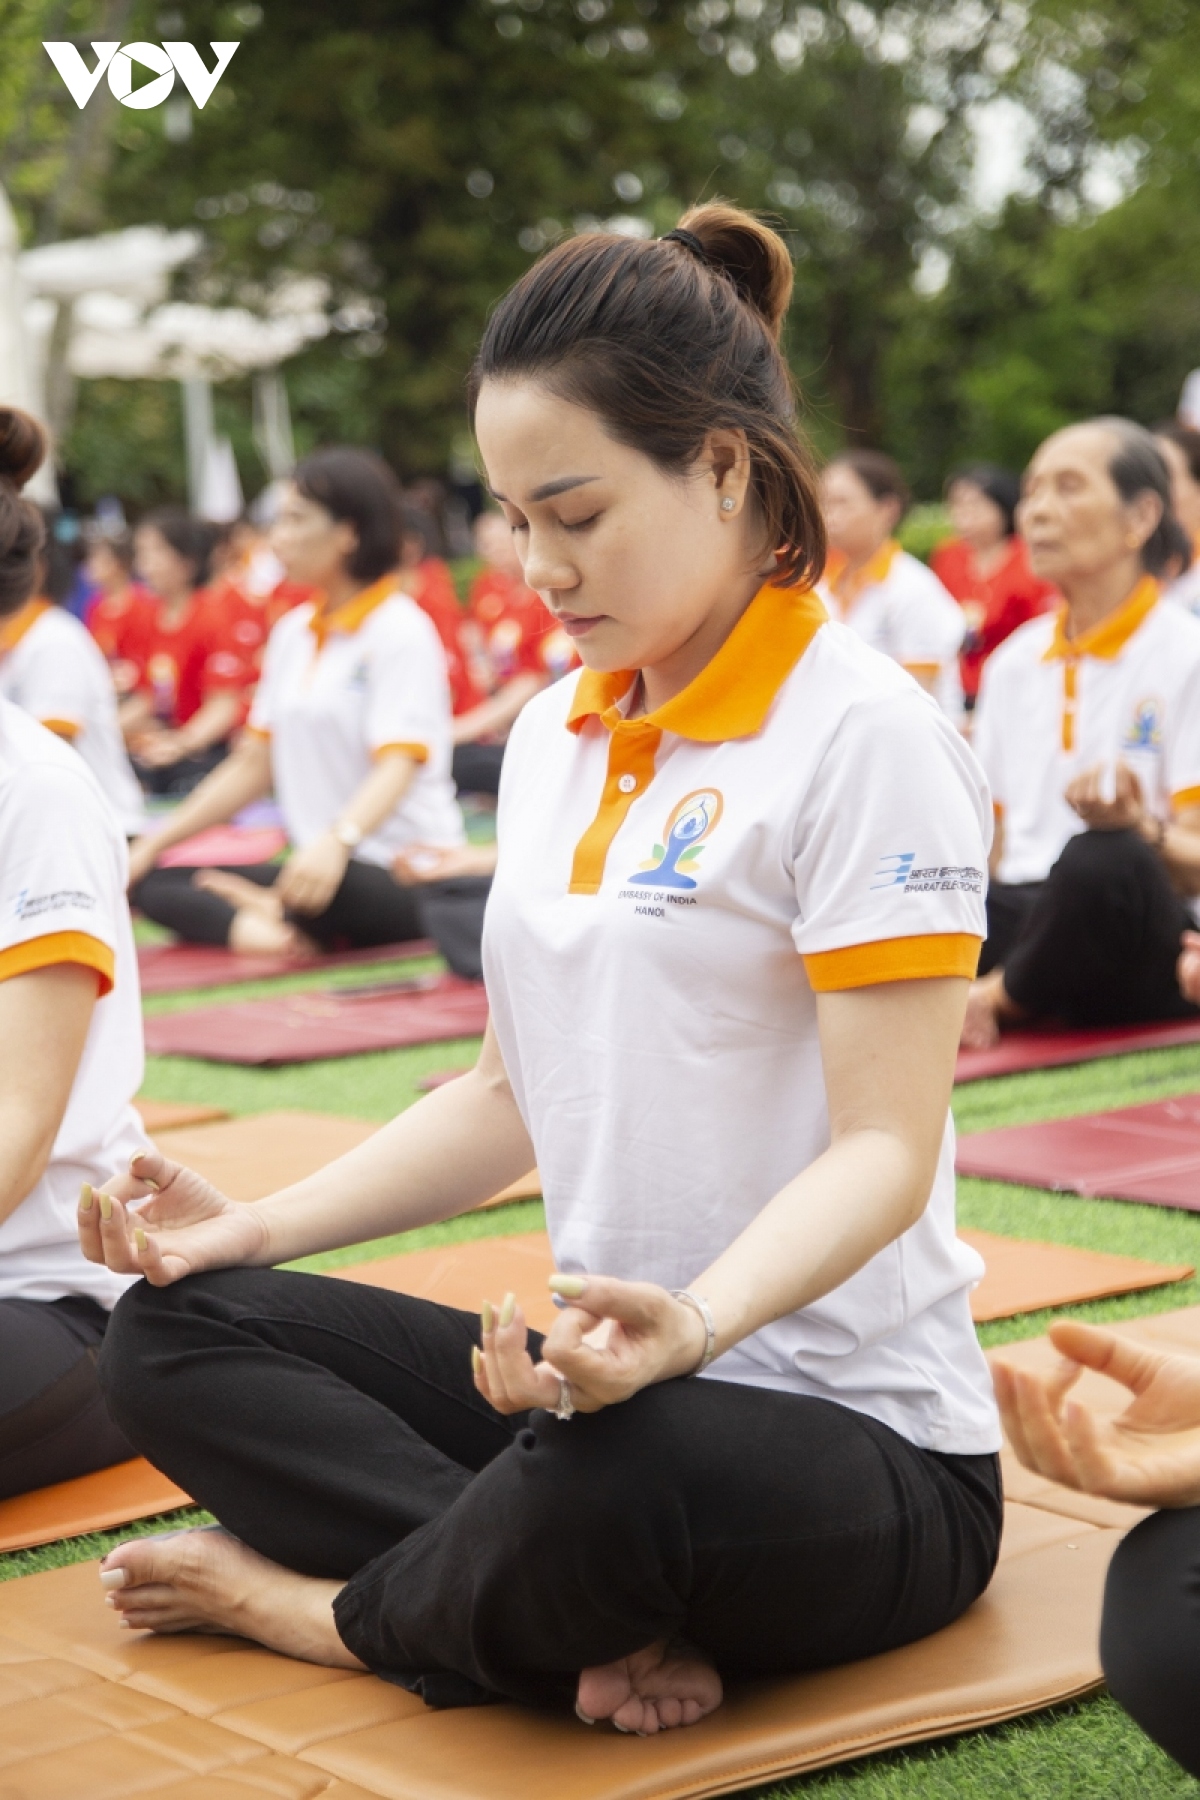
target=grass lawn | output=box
[7,984,1200,1796]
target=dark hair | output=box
[468,201,825,589]
[944,463,1021,538]
[293,446,403,583]
[87,526,136,572]
[1160,510,1193,578]
[827,448,912,520]
[1094,417,1177,578]
[1153,419,1200,486]
[0,408,48,617]
[139,506,219,588]
[38,510,81,605]
[400,506,433,556]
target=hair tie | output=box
[660,227,709,266]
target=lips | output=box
[554,613,604,638]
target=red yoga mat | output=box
[142,973,488,1064]
[137,936,436,995]
[958,1092,1200,1210]
[955,1015,1200,1084]
[157,824,288,868]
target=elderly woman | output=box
[963,418,1200,1048]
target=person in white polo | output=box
[125,447,477,971]
[820,448,966,721]
[964,418,1200,1049]
[0,407,142,1499]
[0,580,147,837]
[80,205,1001,1739]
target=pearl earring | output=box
[721,497,736,512]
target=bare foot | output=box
[576,1638,722,1735]
[99,1528,364,1669]
[193,868,284,916]
[226,907,319,958]
[1179,932,1200,1006]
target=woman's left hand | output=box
[276,833,350,915]
[1065,760,1145,831]
[473,1274,709,1416]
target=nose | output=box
[521,527,578,596]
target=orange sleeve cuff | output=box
[0,930,115,997]
[902,661,941,677]
[242,723,271,740]
[803,932,982,992]
[39,717,81,740]
[372,741,428,763]
[1172,785,1200,814]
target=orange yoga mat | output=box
[134,1098,229,1133]
[0,1227,1181,1556]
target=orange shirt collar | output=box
[0,598,51,656]
[308,572,399,648]
[824,538,900,613]
[1042,576,1159,662]
[566,582,827,743]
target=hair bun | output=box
[676,201,794,342]
[0,408,47,493]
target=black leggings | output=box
[981,828,1198,1027]
[1101,1508,1200,1777]
[99,1270,1003,1710]
[132,857,491,980]
[0,1295,132,1501]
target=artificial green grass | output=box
[15,1018,1200,1794]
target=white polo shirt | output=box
[973,579,1200,891]
[485,583,1000,1456]
[0,701,143,1307]
[248,575,465,865]
[0,601,147,836]
[822,542,966,721]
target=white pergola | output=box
[0,186,329,516]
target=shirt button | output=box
[617,773,637,794]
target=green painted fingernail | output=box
[471,1345,482,1376]
[99,1194,113,1221]
[499,1292,516,1328]
[548,1274,586,1298]
[481,1299,495,1334]
[79,1183,94,1212]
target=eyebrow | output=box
[489,475,600,505]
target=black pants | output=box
[981,829,1198,1027]
[133,742,230,797]
[99,1270,1002,1710]
[1101,1508,1200,1777]
[451,742,505,798]
[0,1295,133,1501]
[133,858,490,980]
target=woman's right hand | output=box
[127,834,165,888]
[78,1146,268,1286]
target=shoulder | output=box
[983,610,1057,678]
[0,701,111,819]
[366,592,447,652]
[929,539,967,582]
[887,551,958,605]
[1145,598,1200,661]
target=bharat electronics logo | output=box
[43,41,239,110]
[628,789,724,891]
[870,852,916,890]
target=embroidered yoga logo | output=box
[870,853,983,896]
[1123,697,1164,754]
[43,41,239,111]
[628,789,724,891]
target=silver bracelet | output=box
[671,1289,717,1375]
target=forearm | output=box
[451,673,543,744]
[120,694,154,742]
[176,691,242,755]
[137,739,272,855]
[336,753,417,838]
[694,1125,935,1358]
[0,1104,56,1226]
[1151,819,1200,896]
[249,1061,536,1265]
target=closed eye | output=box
[564,512,601,533]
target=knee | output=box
[1051,827,1156,896]
[1101,1511,1200,1758]
[503,1395,681,1547]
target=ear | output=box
[702,427,752,517]
[879,493,905,534]
[333,517,361,566]
[1125,487,1164,555]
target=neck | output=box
[639,570,766,714]
[322,569,370,610]
[1060,555,1147,639]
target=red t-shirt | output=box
[405,558,482,716]
[85,583,157,698]
[137,588,249,728]
[465,568,579,691]
[205,576,315,694]
[929,536,1057,700]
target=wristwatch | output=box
[332,819,363,851]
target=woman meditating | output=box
[83,204,1001,1733]
[128,447,467,962]
[0,408,142,1498]
[964,418,1200,1049]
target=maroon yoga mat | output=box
[957,1092,1200,1210]
[142,973,488,1064]
[137,937,436,995]
[955,1016,1200,1084]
